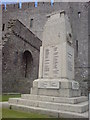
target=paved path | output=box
[0,102,9,108]
[0,102,2,108]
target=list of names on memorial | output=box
[52,46,60,78]
[43,45,61,78]
[43,47,51,78]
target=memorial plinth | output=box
[8,11,88,118]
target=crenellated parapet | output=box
[1,1,55,12]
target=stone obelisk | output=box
[31,11,81,97]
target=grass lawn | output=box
[2,108,51,118]
[0,94,21,102]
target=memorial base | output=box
[31,79,81,97]
[8,79,89,118]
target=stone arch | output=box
[23,50,33,78]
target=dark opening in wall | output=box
[30,19,33,28]
[14,4,15,8]
[23,50,33,78]
[76,40,78,56]
[2,24,5,31]
[28,3,29,8]
[78,12,81,18]
[18,3,19,8]
[2,4,5,10]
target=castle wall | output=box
[0,7,2,95]
[2,2,71,40]
[69,3,88,95]
[2,20,41,93]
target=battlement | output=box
[1,2,55,12]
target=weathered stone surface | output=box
[21,94,88,104]
[10,104,89,118]
[40,43,74,79]
[8,96,88,118]
[8,98,88,113]
[42,11,72,46]
[38,80,60,89]
[39,12,74,80]
[33,79,80,89]
[2,20,42,93]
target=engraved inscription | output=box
[72,81,79,90]
[68,52,73,71]
[43,48,50,77]
[38,81,60,89]
[52,46,60,77]
[43,45,61,78]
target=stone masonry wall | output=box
[2,19,42,93]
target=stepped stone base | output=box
[9,104,88,118]
[8,79,89,118]
[8,95,89,118]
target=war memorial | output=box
[7,11,89,118]
[2,2,89,95]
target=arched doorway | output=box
[23,50,33,78]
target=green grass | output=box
[0,94,21,102]
[1,94,52,118]
[2,108,51,118]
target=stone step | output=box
[9,104,88,118]
[9,98,88,113]
[31,87,81,97]
[21,94,88,104]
